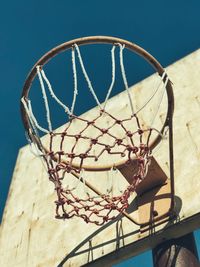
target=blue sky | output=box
[0,1,200,266]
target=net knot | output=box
[66,199,73,204]
[93,209,99,215]
[103,216,109,222]
[110,203,117,209]
[74,197,80,203]
[68,153,75,159]
[74,207,79,213]
[82,215,89,223]
[104,204,111,209]
[115,119,122,125]
[105,145,111,152]
[91,138,98,144]
[126,145,138,153]
[87,120,95,125]
[79,153,87,159]
[75,134,81,140]
[116,138,123,145]
[63,213,70,219]
[101,128,108,134]
[132,146,139,153]
[126,131,133,137]
[138,129,143,135]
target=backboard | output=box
[1,48,200,267]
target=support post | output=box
[152,232,200,267]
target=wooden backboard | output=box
[1,49,200,267]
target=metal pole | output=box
[152,232,200,267]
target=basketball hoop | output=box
[21,36,174,226]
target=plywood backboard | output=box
[1,49,200,267]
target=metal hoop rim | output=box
[21,35,174,171]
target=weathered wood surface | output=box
[1,49,200,267]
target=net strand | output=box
[28,99,49,134]
[36,66,52,131]
[39,67,71,115]
[71,48,78,114]
[74,44,102,108]
[135,71,166,115]
[21,97,49,134]
[106,166,114,194]
[103,45,116,109]
[118,44,134,115]
[25,132,43,157]
[150,74,169,127]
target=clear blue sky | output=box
[0,1,200,266]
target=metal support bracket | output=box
[118,156,174,227]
